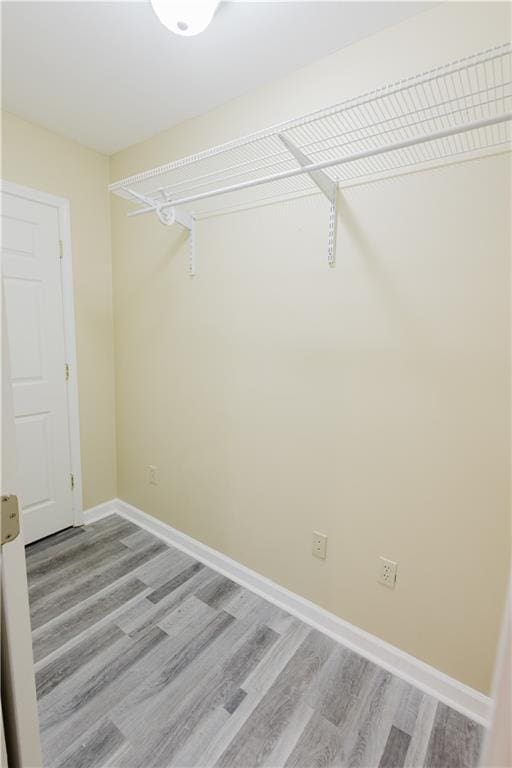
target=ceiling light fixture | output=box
[150,0,221,37]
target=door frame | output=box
[1,179,84,527]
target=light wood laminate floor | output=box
[27,515,484,768]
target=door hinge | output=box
[65,363,70,381]
[59,239,64,259]
[1,495,20,546]
[71,474,75,491]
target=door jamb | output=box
[1,179,84,526]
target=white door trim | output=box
[1,179,84,527]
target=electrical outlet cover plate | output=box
[312,531,327,560]
[379,556,397,588]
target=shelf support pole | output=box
[278,134,338,267]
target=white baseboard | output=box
[82,499,119,524]
[83,497,493,726]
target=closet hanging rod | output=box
[144,91,510,201]
[127,111,511,218]
[112,43,510,196]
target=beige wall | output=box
[2,111,117,508]
[110,1,511,694]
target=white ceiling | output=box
[2,1,431,155]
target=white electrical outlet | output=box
[379,556,398,588]
[148,465,158,485]
[312,531,327,560]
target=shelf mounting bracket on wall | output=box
[121,187,197,277]
[278,134,338,267]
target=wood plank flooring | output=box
[27,515,484,768]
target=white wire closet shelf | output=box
[110,42,512,273]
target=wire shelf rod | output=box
[150,91,511,204]
[204,132,511,217]
[138,83,511,204]
[127,112,511,217]
[110,43,511,193]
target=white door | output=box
[1,189,74,543]
[1,299,43,767]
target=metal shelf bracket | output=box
[327,198,338,268]
[122,187,197,277]
[279,134,338,267]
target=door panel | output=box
[16,414,53,508]
[1,296,42,767]
[2,191,74,543]
[4,277,44,377]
